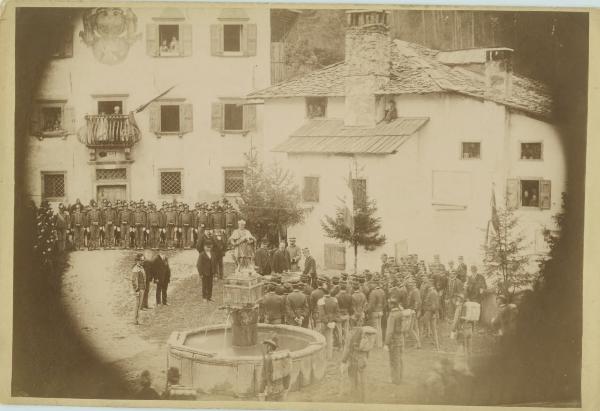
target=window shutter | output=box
[540,180,551,210]
[30,105,41,135]
[62,28,73,57]
[244,24,257,56]
[506,179,520,209]
[211,102,223,131]
[180,104,193,133]
[149,104,161,132]
[146,24,159,57]
[63,105,76,133]
[243,104,256,131]
[180,24,193,57]
[210,24,224,56]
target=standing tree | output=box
[321,167,386,273]
[237,149,307,246]
[482,206,534,301]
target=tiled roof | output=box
[273,117,428,154]
[249,40,553,118]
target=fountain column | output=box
[230,305,259,347]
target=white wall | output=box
[263,92,565,272]
[25,7,270,206]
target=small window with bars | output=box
[224,169,244,194]
[160,171,183,195]
[303,176,320,202]
[42,173,65,199]
[96,168,127,180]
[352,178,367,209]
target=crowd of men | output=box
[47,198,239,252]
[254,251,501,402]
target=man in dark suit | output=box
[302,248,317,288]
[272,241,291,274]
[197,241,217,302]
[153,255,171,306]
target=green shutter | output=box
[244,24,257,56]
[149,103,161,132]
[180,24,192,57]
[210,24,224,56]
[180,103,193,133]
[242,104,256,131]
[540,180,551,210]
[211,102,223,131]
[506,179,520,209]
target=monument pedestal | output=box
[230,306,259,347]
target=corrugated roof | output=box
[249,40,552,118]
[273,117,428,154]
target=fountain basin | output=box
[167,324,326,397]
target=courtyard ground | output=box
[61,249,495,403]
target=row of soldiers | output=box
[51,198,240,251]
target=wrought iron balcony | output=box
[78,114,141,148]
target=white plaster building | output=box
[250,10,564,270]
[25,6,270,207]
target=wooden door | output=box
[97,185,126,203]
[324,244,346,270]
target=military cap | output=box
[283,283,293,292]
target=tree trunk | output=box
[353,242,358,274]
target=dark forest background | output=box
[13,8,587,404]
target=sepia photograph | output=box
[3,2,593,408]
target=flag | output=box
[342,165,355,233]
[486,185,500,245]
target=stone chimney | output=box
[344,10,391,128]
[484,48,513,98]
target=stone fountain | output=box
[167,230,326,397]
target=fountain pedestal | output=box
[230,305,259,346]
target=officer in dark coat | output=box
[153,255,171,306]
[285,282,309,327]
[254,240,272,275]
[302,248,317,288]
[271,241,291,274]
[262,284,285,324]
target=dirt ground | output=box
[61,249,495,403]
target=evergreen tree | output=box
[321,190,386,273]
[482,206,535,301]
[237,149,307,245]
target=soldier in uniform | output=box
[367,279,386,349]
[143,201,151,248]
[406,278,422,349]
[336,283,354,347]
[87,200,102,250]
[159,202,167,250]
[119,202,132,248]
[351,283,367,328]
[341,326,377,403]
[330,276,341,297]
[384,297,404,385]
[456,256,468,284]
[98,200,106,248]
[70,204,85,250]
[175,204,184,248]
[302,248,317,288]
[180,204,193,249]
[286,237,301,271]
[262,284,285,324]
[164,204,176,249]
[128,201,136,248]
[318,287,340,359]
[309,278,326,330]
[147,203,161,250]
[54,203,70,252]
[285,282,309,327]
[103,201,117,249]
[133,202,147,250]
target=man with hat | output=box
[341,326,377,402]
[128,201,136,248]
[54,203,70,253]
[351,283,367,328]
[285,282,309,327]
[406,278,422,349]
[196,239,217,302]
[309,278,326,330]
[87,199,102,250]
[451,292,475,366]
[131,253,146,325]
[262,284,285,324]
[286,237,301,271]
[336,283,354,346]
[271,240,291,274]
[384,297,404,385]
[259,334,290,401]
[70,203,86,250]
[318,286,340,360]
[302,248,317,288]
[133,202,147,250]
[456,256,468,284]
[180,203,194,249]
[421,279,440,350]
[445,267,464,324]
[158,202,167,249]
[465,265,487,304]
[367,279,386,349]
[254,239,272,276]
[103,200,117,249]
[330,275,341,297]
[165,204,178,249]
[147,202,161,250]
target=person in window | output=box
[170,36,179,52]
[530,189,539,207]
[383,100,397,123]
[160,39,169,54]
[522,189,530,206]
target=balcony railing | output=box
[78,114,141,148]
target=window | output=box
[41,107,63,132]
[352,178,367,209]
[224,103,244,131]
[160,171,182,195]
[210,24,257,57]
[161,105,181,132]
[97,100,123,115]
[158,25,180,56]
[42,173,65,200]
[223,25,242,52]
[303,177,320,202]
[306,97,327,118]
[506,178,551,210]
[461,142,481,159]
[31,101,75,138]
[224,169,244,194]
[149,102,193,136]
[96,168,127,180]
[521,142,542,160]
[146,23,191,57]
